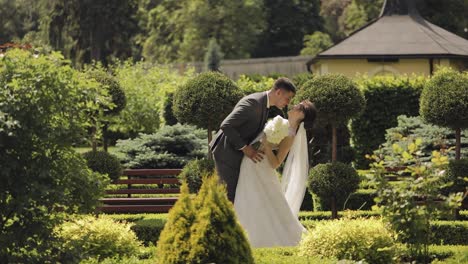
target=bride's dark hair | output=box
[298,100,317,130]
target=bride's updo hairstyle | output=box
[298,100,317,130]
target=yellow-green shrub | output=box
[299,218,395,264]
[56,215,142,262]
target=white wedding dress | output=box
[234,123,309,248]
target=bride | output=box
[234,100,316,248]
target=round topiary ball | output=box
[295,74,365,126]
[173,72,242,133]
[83,150,122,181]
[308,162,360,206]
[420,67,468,129]
[87,68,126,115]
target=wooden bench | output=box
[98,169,182,213]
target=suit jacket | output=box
[209,91,269,168]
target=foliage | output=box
[291,73,314,90]
[143,0,265,63]
[418,0,468,40]
[252,0,323,57]
[300,31,333,56]
[373,115,468,167]
[369,137,464,262]
[236,74,275,95]
[0,49,109,262]
[178,158,215,193]
[309,162,360,218]
[299,218,395,264]
[254,247,336,264]
[204,38,223,72]
[442,159,468,197]
[295,73,364,126]
[83,150,122,182]
[173,71,242,144]
[187,176,254,264]
[162,92,178,126]
[339,0,368,36]
[56,215,142,262]
[111,61,195,138]
[156,183,195,264]
[350,75,425,168]
[420,67,468,130]
[115,124,207,169]
[37,0,139,65]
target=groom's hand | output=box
[242,145,264,163]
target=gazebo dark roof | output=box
[308,0,468,65]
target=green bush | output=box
[420,67,468,160]
[116,124,207,169]
[309,162,360,218]
[157,183,195,264]
[442,158,468,196]
[295,74,365,162]
[350,75,425,168]
[430,221,468,245]
[57,215,142,262]
[162,92,178,126]
[236,74,275,95]
[83,150,122,181]
[299,218,395,263]
[177,158,215,193]
[374,115,468,166]
[0,49,110,262]
[110,61,195,138]
[187,176,254,263]
[173,71,242,145]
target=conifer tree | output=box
[204,38,223,72]
[188,176,254,264]
[156,183,195,264]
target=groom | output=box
[209,77,296,202]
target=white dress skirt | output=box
[234,155,306,248]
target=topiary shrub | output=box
[83,150,122,181]
[295,74,365,161]
[350,75,425,168]
[116,124,207,169]
[299,218,395,264]
[156,183,195,264]
[443,158,468,195]
[309,162,360,218]
[420,67,468,160]
[163,92,178,126]
[56,215,142,263]
[187,176,254,264]
[173,71,242,148]
[177,158,215,193]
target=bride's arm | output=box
[263,135,294,169]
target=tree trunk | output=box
[331,196,338,219]
[455,128,461,160]
[103,123,108,152]
[208,125,213,160]
[332,125,337,162]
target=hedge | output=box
[350,75,426,168]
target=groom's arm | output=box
[220,98,258,150]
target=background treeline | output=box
[1,0,467,66]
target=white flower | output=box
[264,116,289,144]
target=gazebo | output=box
[307,0,468,77]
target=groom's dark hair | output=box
[272,77,296,93]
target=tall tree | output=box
[252,0,323,57]
[0,0,40,44]
[39,0,139,65]
[143,0,265,63]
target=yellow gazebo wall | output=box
[312,58,464,78]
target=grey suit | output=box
[209,92,269,202]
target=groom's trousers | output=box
[213,156,240,203]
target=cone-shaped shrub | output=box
[187,176,254,264]
[156,183,195,264]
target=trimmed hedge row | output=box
[107,212,468,246]
[311,189,377,211]
[350,75,426,168]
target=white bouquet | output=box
[263,116,289,144]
